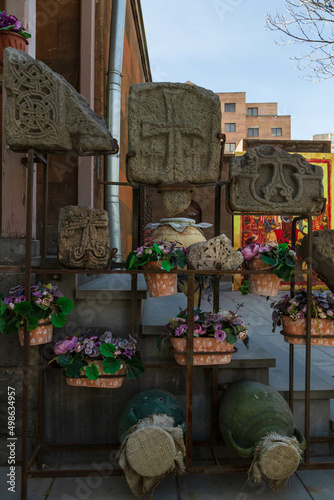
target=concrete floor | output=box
[2,285,334,499]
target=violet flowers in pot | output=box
[0,10,31,65]
[125,241,187,297]
[240,242,296,296]
[51,331,145,388]
[272,290,334,346]
[0,283,74,345]
[160,308,248,365]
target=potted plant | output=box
[241,241,296,296]
[0,10,31,65]
[160,308,248,365]
[272,290,334,346]
[0,283,74,346]
[51,331,145,388]
[125,241,187,297]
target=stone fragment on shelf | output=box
[58,206,111,269]
[186,233,243,271]
[298,229,334,293]
[3,48,118,154]
[127,82,221,217]
[229,145,324,214]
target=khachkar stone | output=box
[58,206,111,269]
[127,82,221,217]
[3,48,118,154]
[229,145,324,214]
[298,229,334,293]
[186,234,243,271]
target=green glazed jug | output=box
[118,389,186,443]
[219,380,306,457]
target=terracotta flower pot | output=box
[18,319,53,346]
[0,32,28,66]
[171,337,235,365]
[143,261,177,297]
[282,316,334,346]
[66,360,126,389]
[248,258,281,296]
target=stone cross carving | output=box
[229,145,325,214]
[128,83,221,217]
[58,206,111,269]
[3,48,118,154]
[186,234,243,271]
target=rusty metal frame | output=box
[5,146,334,500]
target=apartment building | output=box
[313,133,334,153]
[218,92,291,152]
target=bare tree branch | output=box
[266,0,334,80]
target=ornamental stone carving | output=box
[229,145,324,214]
[298,229,334,293]
[3,48,118,154]
[58,206,111,269]
[127,82,221,216]
[186,234,243,271]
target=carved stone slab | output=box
[128,82,221,216]
[186,234,243,271]
[3,48,118,154]
[229,145,324,214]
[58,206,111,269]
[298,230,334,293]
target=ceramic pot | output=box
[66,360,126,389]
[282,316,334,346]
[151,218,206,249]
[0,32,28,66]
[143,261,177,297]
[171,337,235,365]
[248,258,281,296]
[18,319,53,346]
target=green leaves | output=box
[125,358,145,379]
[160,260,172,271]
[26,316,38,331]
[85,363,99,380]
[57,353,73,367]
[225,331,237,345]
[14,301,32,316]
[64,354,87,378]
[99,343,115,357]
[103,357,122,374]
[51,312,67,328]
[239,280,249,295]
[57,297,74,315]
[0,298,7,316]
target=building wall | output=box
[218,92,291,151]
[313,133,334,153]
[34,0,150,255]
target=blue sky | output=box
[141,0,334,140]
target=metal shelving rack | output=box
[1,147,334,500]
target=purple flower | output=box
[54,336,78,355]
[124,349,133,358]
[327,310,334,317]
[74,343,83,353]
[4,296,14,305]
[259,244,271,253]
[136,246,145,256]
[163,247,171,254]
[296,312,304,319]
[214,330,226,341]
[175,324,187,337]
[241,243,260,261]
[212,313,223,323]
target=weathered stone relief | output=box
[4,48,118,154]
[229,145,324,214]
[186,234,243,271]
[127,82,221,216]
[298,229,334,292]
[58,206,111,269]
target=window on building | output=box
[271,128,282,136]
[247,107,258,116]
[225,123,236,132]
[248,127,259,137]
[225,143,236,152]
[224,103,236,112]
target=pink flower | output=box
[327,310,334,317]
[259,244,271,253]
[194,315,199,322]
[241,243,260,261]
[136,246,145,255]
[163,247,171,254]
[214,330,226,341]
[54,336,78,355]
[145,249,152,254]
[238,331,248,340]
[194,324,203,336]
